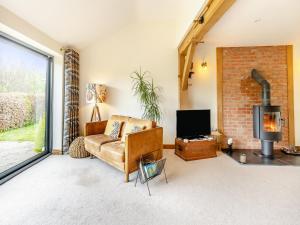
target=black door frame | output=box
[0,32,53,184]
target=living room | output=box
[1,0,300,225]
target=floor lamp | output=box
[86,83,107,122]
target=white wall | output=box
[181,43,218,131]
[78,0,206,144]
[80,21,181,144]
[79,2,300,146]
[0,6,61,54]
[0,6,63,150]
[52,56,63,149]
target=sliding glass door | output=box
[0,33,52,179]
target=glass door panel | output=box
[0,34,51,175]
[263,112,281,132]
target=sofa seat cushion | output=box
[84,134,116,154]
[100,141,125,163]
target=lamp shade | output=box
[95,84,107,103]
[86,83,107,104]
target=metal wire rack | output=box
[134,150,168,196]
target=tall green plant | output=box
[131,68,162,122]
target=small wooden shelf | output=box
[175,138,217,161]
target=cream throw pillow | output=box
[121,123,144,142]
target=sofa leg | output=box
[125,173,129,182]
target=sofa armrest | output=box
[84,120,107,136]
[125,127,163,174]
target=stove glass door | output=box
[263,112,281,132]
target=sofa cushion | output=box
[104,115,130,137]
[128,117,154,129]
[109,121,122,139]
[100,141,125,162]
[121,123,144,142]
[120,118,154,142]
[84,134,116,154]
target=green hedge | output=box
[0,93,44,132]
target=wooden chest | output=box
[175,138,217,161]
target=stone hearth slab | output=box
[222,149,300,166]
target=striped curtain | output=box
[62,49,79,153]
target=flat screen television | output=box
[176,110,211,139]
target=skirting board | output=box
[163,144,175,149]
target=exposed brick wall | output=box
[222,46,289,149]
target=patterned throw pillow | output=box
[131,126,142,133]
[109,121,121,139]
[121,123,144,142]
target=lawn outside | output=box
[0,118,45,153]
[0,124,36,142]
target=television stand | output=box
[175,138,217,161]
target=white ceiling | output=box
[205,0,300,46]
[2,0,300,50]
[0,0,203,49]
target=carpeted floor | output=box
[1,150,300,225]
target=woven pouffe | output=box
[69,136,90,158]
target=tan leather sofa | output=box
[84,115,163,182]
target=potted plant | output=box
[131,68,162,122]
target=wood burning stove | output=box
[252,69,282,158]
[253,105,282,158]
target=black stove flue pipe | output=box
[251,69,271,106]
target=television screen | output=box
[176,110,211,138]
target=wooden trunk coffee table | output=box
[175,138,217,161]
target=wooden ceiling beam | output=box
[181,42,196,90]
[178,0,236,106]
[178,0,235,55]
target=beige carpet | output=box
[1,150,300,225]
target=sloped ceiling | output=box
[0,0,203,49]
[205,0,300,46]
[2,0,299,50]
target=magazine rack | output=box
[134,150,168,196]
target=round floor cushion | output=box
[69,136,90,158]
